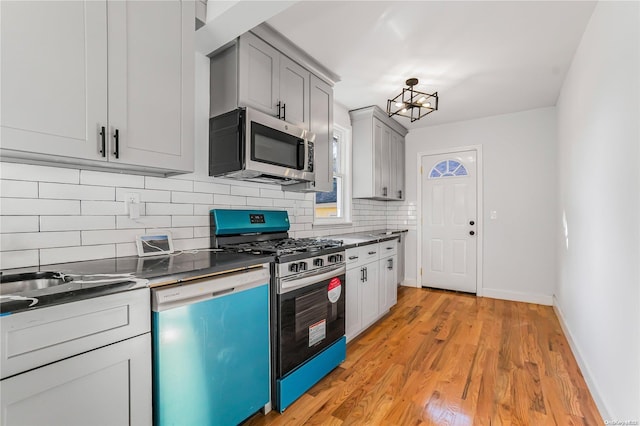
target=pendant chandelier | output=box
[386,78,438,122]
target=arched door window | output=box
[428,159,468,178]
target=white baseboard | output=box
[482,288,553,305]
[400,278,417,287]
[553,296,609,421]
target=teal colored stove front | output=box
[152,284,269,426]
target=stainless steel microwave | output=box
[209,107,315,185]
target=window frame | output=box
[313,124,352,226]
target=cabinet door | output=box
[361,263,380,328]
[393,132,405,200]
[279,56,310,129]
[345,268,362,342]
[380,255,398,312]
[0,0,108,161]
[238,32,280,117]
[373,119,392,198]
[107,0,194,172]
[308,75,334,192]
[1,334,152,426]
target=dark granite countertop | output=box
[330,229,408,248]
[0,250,274,315]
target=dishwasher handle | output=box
[152,266,269,312]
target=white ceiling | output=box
[266,1,597,129]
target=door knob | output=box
[469,231,475,236]
[469,220,475,226]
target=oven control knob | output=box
[298,262,307,271]
[328,255,336,263]
[335,254,343,262]
[289,263,299,273]
[313,258,324,267]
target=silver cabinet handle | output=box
[368,251,377,255]
[349,256,359,260]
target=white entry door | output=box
[421,150,477,293]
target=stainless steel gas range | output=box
[210,209,346,412]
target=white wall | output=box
[555,1,639,420]
[400,107,557,304]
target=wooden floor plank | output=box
[243,287,603,426]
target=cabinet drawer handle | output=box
[368,251,377,255]
[398,190,402,198]
[282,103,286,121]
[113,129,120,159]
[364,267,368,281]
[360,267,365,282]
[276,101,281,119]
[386,247,393,250]
[383,187,388,197]
[348,256,358,260]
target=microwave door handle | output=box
[297,141,305,170]
[239,109,246,167]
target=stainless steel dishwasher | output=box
[151,264,271,426]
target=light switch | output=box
[490,210,497,220]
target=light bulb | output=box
[401,108,407,113]
[395,102,403,108]
[418,96,426,104]
[424,102,431,108]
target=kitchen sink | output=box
[0,272,73,294]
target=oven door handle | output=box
[279,264,346,294]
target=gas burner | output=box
[221,237,343,257]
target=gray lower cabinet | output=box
[0,0,194,176]
[0,288,152,425]
[350,106,408,200]
[1,334,152,426]
[379,239,399,312]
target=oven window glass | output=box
[251,122,303,170]
[277,274,345,377]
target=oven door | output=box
[277,269,346,377]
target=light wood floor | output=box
[244,287,602,425]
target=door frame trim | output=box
[416,145,484,296]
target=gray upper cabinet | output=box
[0,0,194,176]
[350,106,408,201]
[210,24,338,192]
[212,31,310,130]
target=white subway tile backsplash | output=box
[39,183,114,201]
[117,216,171,229]
[115,188,170,203]
[0,162,407,266]
[214,194,246,205]
[116,242,138,257]
[173,237,209,251]
[146,203,193,216]
[1,180,38,198]
[172,215,209,227]
[40,216,115,231]
[146,176,193,192]
[246,197,273,207]
[260,188,285,199]
[82,229,140,245]
[0,216,39,233]
[0,163,79,184]
[1,199,80,215]
[194,181,230,195]
[230,185,260,197]
[40,244,115,265]
[1,231,80,251]
[0,250,39,269]
[171,191,213,204]
[193,226,210,238]
[147,227,195,240]
[81,170,145,188]
[81,200,128,216]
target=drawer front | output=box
[346,243,379,270]
[379,238,398,258]
[1,288,150,379]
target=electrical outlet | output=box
[125,193,141,219]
